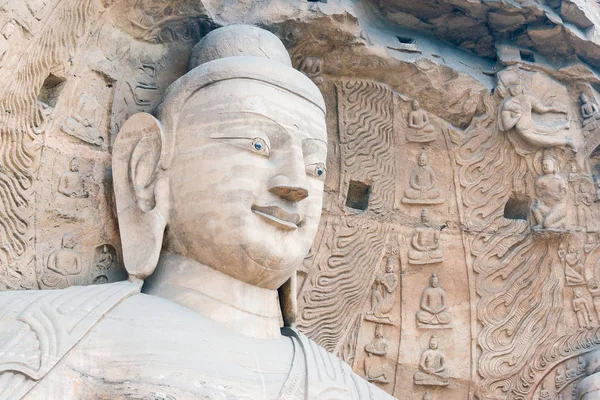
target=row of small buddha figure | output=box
[363,257,452,388]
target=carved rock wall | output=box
[4,0,600,399]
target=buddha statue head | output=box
[112,25,327,325]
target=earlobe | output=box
[113,112,169,280]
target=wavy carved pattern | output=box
[456,95,564,398]
[298,216,389,353]
[338,79,395,214]
[0,0,98,289]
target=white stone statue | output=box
[0,25,393,400]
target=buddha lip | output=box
[251,205,300,231]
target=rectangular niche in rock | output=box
[346,180,371,211]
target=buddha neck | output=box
[142,252,283,339]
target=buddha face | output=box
[70,157,80,172]
[164,79,327,290]
[62,233,75,249]
[412,100,419,110]
[418,152,427,166]
[429,338,438,350]
[542,159,555,175]
[508,83,522,97]
[431,275,438,287]
[581,93,589,104]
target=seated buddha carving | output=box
[0,25,393,400]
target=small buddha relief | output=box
[363,324,392,384]
[406,100,437,143]
[38,233,84,289]
[402,150,444,205]
[408,209,443,265]
[413,334,450,386]
[416,273,452,329]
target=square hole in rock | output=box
[39,73,66,108]
[520,50,535,63]
[346,180,371,211]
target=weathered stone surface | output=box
[2,1,600,399]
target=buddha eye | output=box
[307,162,326,179]
[251,137,270,157]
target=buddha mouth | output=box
[251,204,301,231]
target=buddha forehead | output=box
[175,79,327,146]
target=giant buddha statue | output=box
[0,25,394,400]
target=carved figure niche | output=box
[408,209,443,265]
[413,334,450,386]
[402,150,444,205]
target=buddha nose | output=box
[269,175,309,202]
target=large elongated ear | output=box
[113,113,169,281]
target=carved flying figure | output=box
[57,156,89,199]
[402,150,444,205]
[365,257,398,324]
[408,209,443,265]
[416,273,452,328]
[406,99,436,143]
[499,78,574,151]
[573,288,594,329]
[580,93,600,137]
[413,335,450,386]
[0,25,394,400]
[364,324,391,384]
[531,153,568,231]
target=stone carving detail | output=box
[0,24,394,400]
[402,150,444,205]
[413,335,450,386]
[573,288,594,329]
[498,69,574,151]
[406,100,436,143]
[456,70,566,398]
[580,93,600,138]
[364,324,391,383]
[60,93,103,145]
[531,151,568,231]
[559,238,586,286]
[408,209,443,265]
[365,257,398,324]
[298,217,391,352]
[57,156,89,199]
[338,79,396,214]
[416,273,451,329]
[38,233,83,289]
